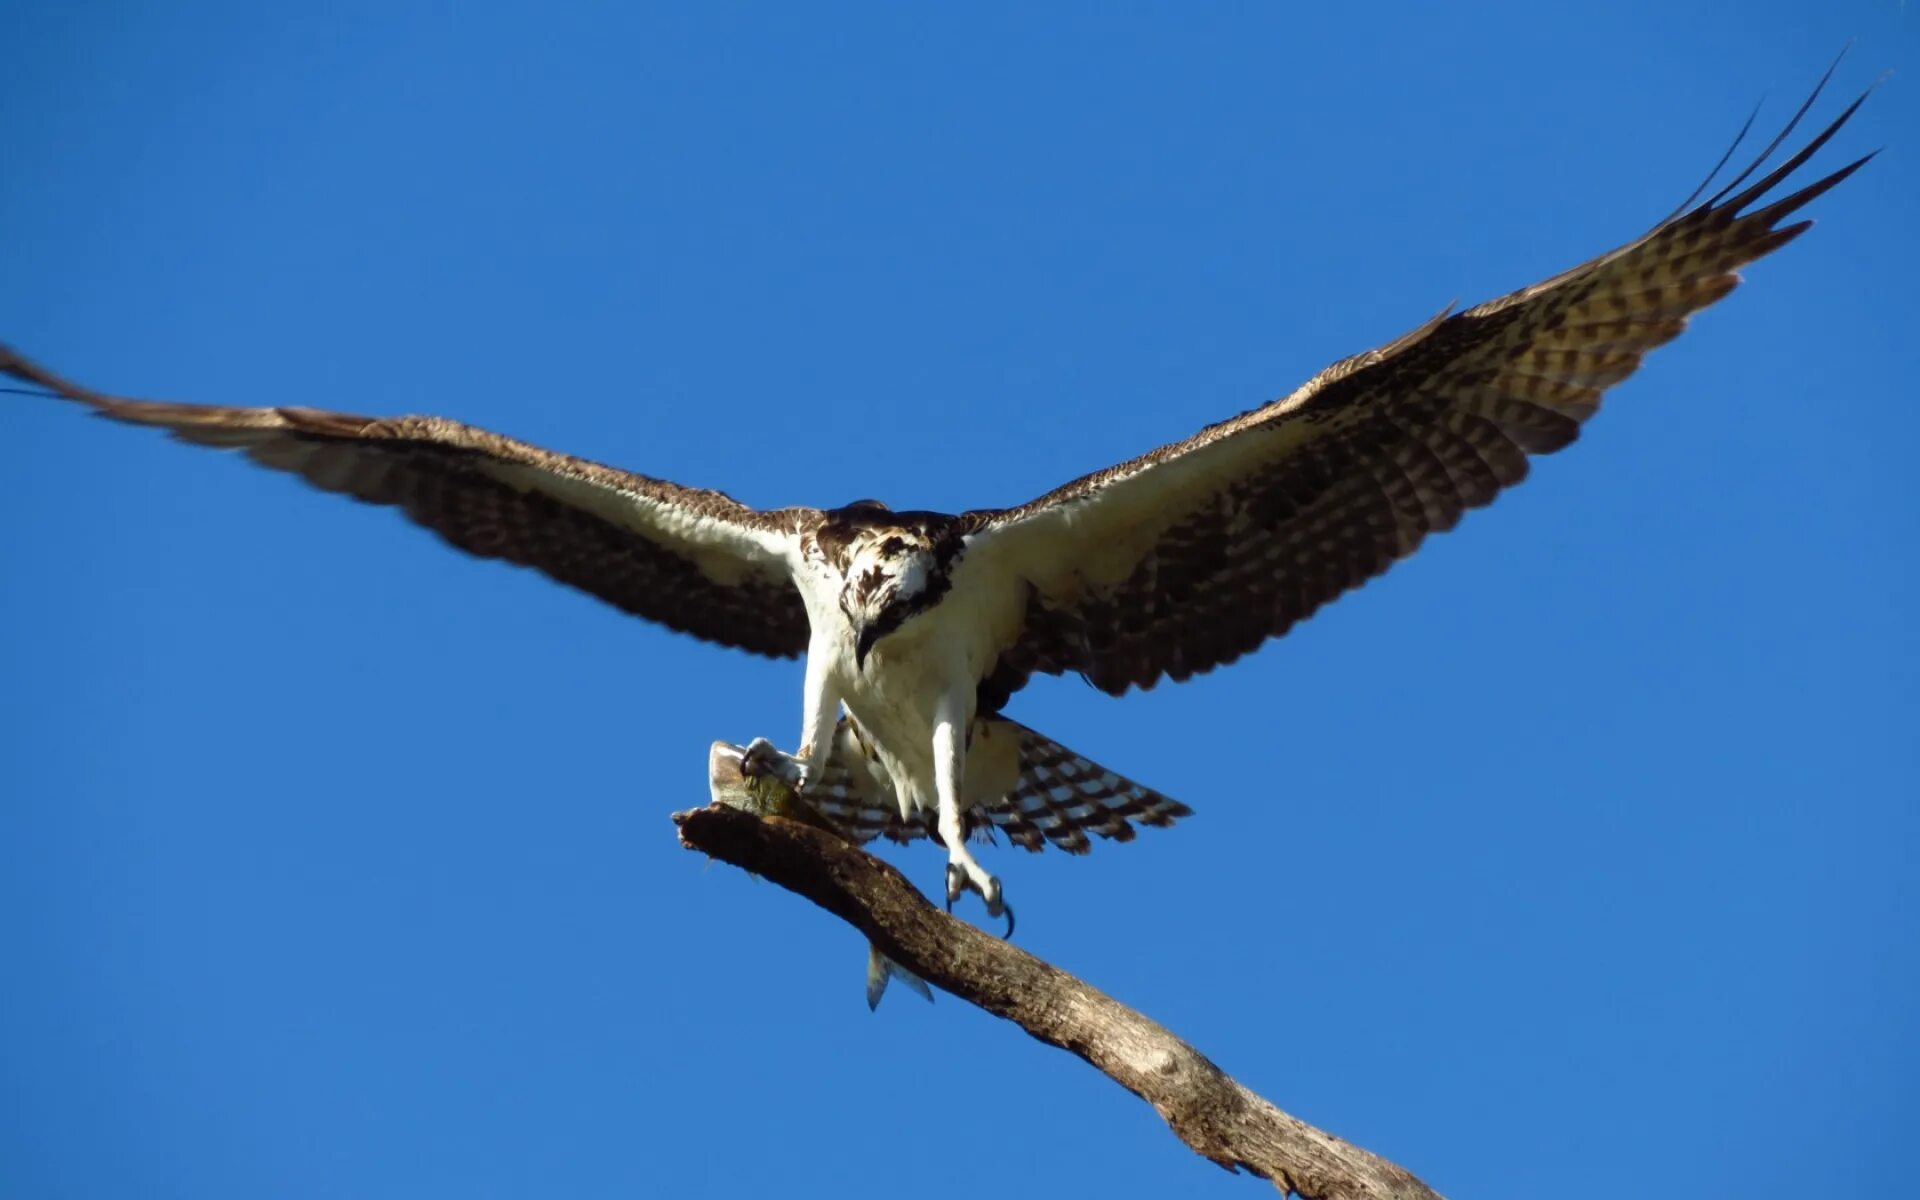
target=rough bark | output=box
[678,748,1445,1200]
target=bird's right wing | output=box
[4,346,820,657]
[958,69,1872,699]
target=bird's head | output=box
[838,525,942,669]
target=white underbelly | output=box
[815,563,1027,822]
[837,602,1013,817]
[839,649,945,817]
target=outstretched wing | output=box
[808,716,1192,853]
[3,347,819,657]
[962,72,1874,699]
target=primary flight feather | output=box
[4,70,1872,928]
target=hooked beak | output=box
[854,623,882,671]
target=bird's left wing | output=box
[4,346,820,657]
[961,75,1873,700]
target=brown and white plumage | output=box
[4,69,1872,928]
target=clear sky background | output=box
[2,4,1914,1198]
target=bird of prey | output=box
[3,73,1871,933]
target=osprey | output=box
[3,77,1870,930]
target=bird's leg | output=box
[792,631,844,792]
[932,694,1012,937]
[739,640,842,792]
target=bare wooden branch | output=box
[680,748,1445,1200]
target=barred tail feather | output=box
[987,720,1192,853]
[807,715,1192,853]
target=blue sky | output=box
[2,4,1914,1197]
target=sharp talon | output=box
[740,737,777,778]
[944,863,964,912]
[1001,903,1016,940]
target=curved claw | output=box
[739,736,779,779]
[942,861,1012,936]
[943,863,964,914]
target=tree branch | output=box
[679,745,1445,1200]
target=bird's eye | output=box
[880,537,908,556]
